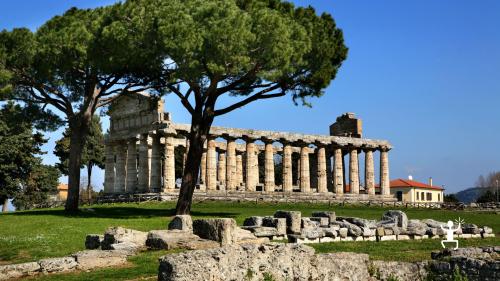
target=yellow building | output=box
[389,178,444,203]
[57,183,68,201]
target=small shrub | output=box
[387,274,401,281]
[452,265,468,281]
[263,272,276,281]
[245,268,254,281]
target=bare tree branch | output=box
[213,85,284,116]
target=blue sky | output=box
[1,0,499,195]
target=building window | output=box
[438,193,440,202]
[416,192,419,200]
[421,192,425,201]
[426,192,432,201]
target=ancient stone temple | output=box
[104,93,394,202]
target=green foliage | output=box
[0,2,153,211]
[245,268,255,281]
[387,274,401,281]
[451,265,468,281]
[54,116,105,176]
[112,0,348,107]
[262,272,276,281]
[0,102,58,208]
[444,194,460,203]
[476,190,497,203]
[13,164,60,210]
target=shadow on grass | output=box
[6,206,239,219]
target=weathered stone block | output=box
[376,227,385,237]
[323,228,338,238]
[101,227,148,250]
[85,234,103,250]
[262,217,286,235]
[339,228,348,238]
[147,230,206,250]
[301,217,320,229]
[337,220,363,236]
[168,215,193,232]
[380,235,396,241]
[462,223,481,234]
[192,218,237,245]
[340,236,353,241]
[0,262,40,280]
[397,235,410,240]
[311,211,336,224]
[338,217,377,228]
[310,217,329,227]
[381,210,408,230]
[300,228,324,239]
[274,210,301,234]
[73,250,128,270]
[38,257,77,273]
[362,227,375,237]
[243,216,263,227]
[482,226,493,234]
[384,228,394,235]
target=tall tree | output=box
[112,0,348,214]
[54,115,105,200]
[0,5,156,212]
[0,102,59,212]
[13,163,60,210]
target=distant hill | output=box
[455,186,496,203]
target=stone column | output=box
[163,136,176,191]
[245,138,257,191]
[380,148,391,196]
[104,142,115,194]
[282,142,293,192]
[264,140,275,192]
[226,139,237,190]
[206,137,217,191]
[317,145,327,193]
[364,149,375,195]
[333,147,344,195]
[300,144,310,193]
[114,142,127,193]
[217,151,226,189]
[349,148,360,194]
[236,153,243,188]
[137,134,150,192]
[200,151,207,186]
[149,134,161,192]
[126,138,138,193]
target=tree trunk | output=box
[2,198,8,212]
[64,115,91,212]
[175,114,213,215]
[87,163,93,202]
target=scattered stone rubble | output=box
[0,216,265,280]
[158,243,500,281]
[0,210,496,280]
[242,210,495,244]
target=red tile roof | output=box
[390,179,444,190]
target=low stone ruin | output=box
[158,243,500,281]
[242,210,495,243]
[0,216,267,280]
[0,211,495,280]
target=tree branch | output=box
[213,85,284,116]
[167,84,195,114]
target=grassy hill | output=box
[0,201,498,281]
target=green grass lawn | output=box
[0,201,498,280]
